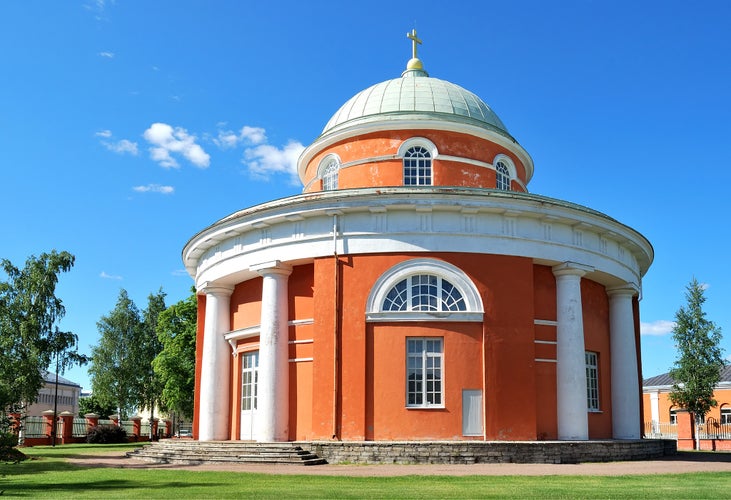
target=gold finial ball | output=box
[407,57,423,71]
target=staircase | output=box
[126,440,327,466]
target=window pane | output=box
[406,338,443,408]
[403,146,432,186]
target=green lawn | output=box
[0,444,729,499]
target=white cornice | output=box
[183,188,653,291]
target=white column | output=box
[251,261,292,442]
[198,283,234,441]
[553,262,592,440]
[650,391,660,434]
[608,284,641,439]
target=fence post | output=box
[42,409,56,445]
[164,419,172,438]
[59,411,74,444]
[9,412,21,433]
[110,414,120,427]
[84,413,99,433]
[130,416,142,441]
[151,418,159,440]
[676,410,695,450]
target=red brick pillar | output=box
[151,418,160,440]
[110,414,120,427]
[85,413,99,432]
[42,409,57,445]
[59,411,74,443]
[676,410,695,450]
[164,419,172,438]
[9,412,21,433]
[130,416,142,441]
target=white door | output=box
[462,389,483,436]
[240,351,259,440]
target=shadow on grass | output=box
[4,479,213,495]
[0,458,79,476]
[667,450,731,463]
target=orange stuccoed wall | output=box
[302,130,527,192]
[196,253,622,441]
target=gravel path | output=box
[66,450,731,476]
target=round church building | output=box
[184,34,653,444]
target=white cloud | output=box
[99,51,115,58]
[103,139,138,155]
[143,122,210,169]
[640,319,676,336]
[214,125,267,149]
[171,269,189,276]
[240,126,267,145]
[133,184,174,194]
[96,130,138,155]
[100,271,123,280]
[243,140,305,184]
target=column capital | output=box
[607,283,640,297]
[197,282,235,296]
[250,260,293,277]
[552,261,594,278]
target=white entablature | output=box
[183,187,653,291]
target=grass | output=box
[0,445,729,499]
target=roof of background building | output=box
[42,370,81,388]
[643,365,731,388]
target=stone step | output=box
[126,441,327,466]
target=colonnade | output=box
[553,262,641,440]
[198,260,641,442]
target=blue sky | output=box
[2,0,730,391]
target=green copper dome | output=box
[322,67,510,138]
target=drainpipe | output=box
[482,323,487,441]
[332,214,340,440]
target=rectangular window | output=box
[585,351,599,411]
[670,409,678,424]
[406,338,443,407]
[241,351,259,412]
[720,408,731,425]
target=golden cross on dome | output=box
[407,29,422,59]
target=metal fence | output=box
[72,417,88,437]
[643,421,677,439]
[697,420,731,440]
[22,416,48,438]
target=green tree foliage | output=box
[152,290,197,419]
[134,289,166,435]
[669,278,725,439]
[78,394,117,419]
[88,289,141,419]
[0,251,85,416]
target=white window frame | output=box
[399,138,437,186]
[382,274,467,313]
[366,258,483,322]
[493,154,516,191]
[317,154,340,191]
[585,351,599,411]
[496,160,510,190]
[406,337,444,408]
[670,407,678,424]
[241,351,259,412]
[720,406,731,425]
